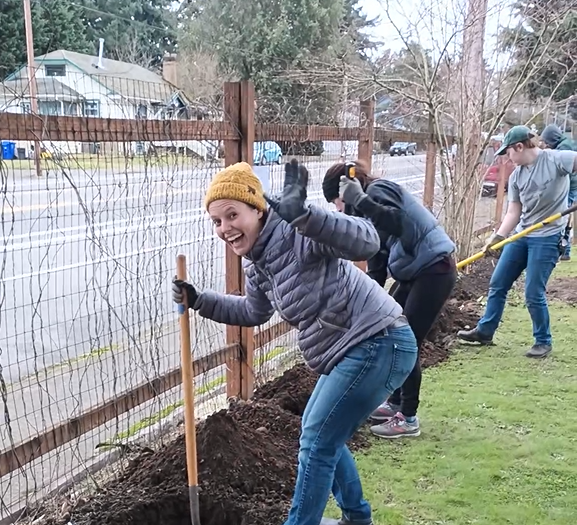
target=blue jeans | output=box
[564,190,576,257]
[477,233,560,345]
[283,325,417,525]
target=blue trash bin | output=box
[1,141,16,160]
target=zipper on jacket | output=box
[255,265,288,321]
[266,270,284,311]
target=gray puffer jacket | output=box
[193,205,404,374]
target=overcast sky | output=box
[358,0,517,67]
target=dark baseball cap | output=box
[495,125,535,156]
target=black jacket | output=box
[355,179,455,284]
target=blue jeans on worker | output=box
[283,325,417,525]
[564,189,576,257]
[476,233,561,345]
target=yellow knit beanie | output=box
[204,162,267,212]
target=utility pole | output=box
[23,0,42,178]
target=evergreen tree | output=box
[81,0,177,67]
[180,0,376,124]
[0,0,90,79]
[500,0,577,102]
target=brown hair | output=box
[522,138,537,149]
[324,159,377,190]
[513,138,537,150]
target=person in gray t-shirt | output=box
[509,148,574,235]
[458,125,577,358]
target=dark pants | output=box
[388,268,457,417]
[563,190,576,257]
[477,233,560,345]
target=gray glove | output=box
[265,159,309,223]
[172,277,198,309]
[339,176,367,208]
[482,232,505,257]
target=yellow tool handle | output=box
[457,203,577,271]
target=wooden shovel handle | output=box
[177,255,199,487]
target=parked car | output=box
[253,141,282,165]
[481,135,516,197]
[389,141,417,156]
[482,159,515,196]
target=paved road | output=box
[0,152,431,520]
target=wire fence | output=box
[0,130,230,522]
[0,76,536,523]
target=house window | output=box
[38,101,61,115]
[84,100,100,117]
[63,102,78,116]
[45,64,66,77]
[136,104,148,119]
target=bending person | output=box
[173,160,417,525]
[322,160,456,439]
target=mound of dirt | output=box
[56,395,301,525]
[52,365,371,525]
[454,257,495,301]
[252,364,317,416]
[39,261,491,525]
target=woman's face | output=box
[208,199,264,256]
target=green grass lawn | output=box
[327,259,577,525]
[1,154,220,172]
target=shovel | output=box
[176,254,202,525]
[457,203,577,270]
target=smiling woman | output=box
[172,159,419,525]
[203,165,267,255]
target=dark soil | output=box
[251,364,317,416]
[547,276,577,305]
[454,257,496,301]
[41,262,491,525]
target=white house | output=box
[1,47,190,119]
[0,48,217,158]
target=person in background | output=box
[458,126,577,358]
[541,124,577,260]
[322,160,456,439]
[173,160,418,525]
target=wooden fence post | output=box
[239,80,255,400]
[355,98,375,273]
[358,98,375,172]
[222,81,256,400]
[494,160,506,225]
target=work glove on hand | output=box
[172,277,199,309]
[482,232,505,258]
[265,159,309,223]
[339,176,367,209]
